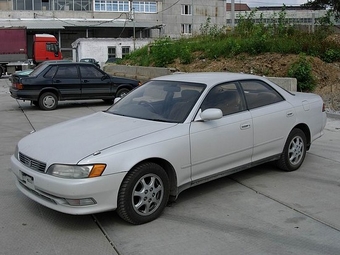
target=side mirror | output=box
[200,108,223,121]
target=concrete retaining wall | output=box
[104,64,297,91]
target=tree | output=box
[303,0,340,20]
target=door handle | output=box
[240,123,251,130]
[286,111,294,117]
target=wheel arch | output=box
[126,157,178,200]
[292,123,311,150]
[116,84,133,93]
[38,88,61,100]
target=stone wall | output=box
[104,64,297,91]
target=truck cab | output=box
[33,34,63,64]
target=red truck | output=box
[0,27,62,78]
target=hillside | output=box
[167,53,340,111]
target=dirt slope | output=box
[169,53,340,111]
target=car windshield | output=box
[107,80,206,123]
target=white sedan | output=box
[11,72,327,224]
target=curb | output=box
[326,112,340,119]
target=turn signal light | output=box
[88,164,106,178]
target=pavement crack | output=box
[91,214,122,255]
[17,100,36,132]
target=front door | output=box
[79,65,112,98]
[190,82,253,183]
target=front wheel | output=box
[276,128,307,172]
[39,92,58,110]
[0,66,4,78]
[116,88,130,98]
[117,162,170,224]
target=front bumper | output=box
[11,155,126,215]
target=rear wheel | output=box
[277,128,307,171]
[39,92,58,110]
[117,162,170,224]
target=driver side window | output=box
[201,82,245,116]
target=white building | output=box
[72,37,153,66]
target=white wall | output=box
[72,38,153,67]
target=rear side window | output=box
[54,66,79,79]
[240,80,284,109]
[44,66,58,78]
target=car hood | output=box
[18,112,177,165]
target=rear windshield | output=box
[29,63,49,77]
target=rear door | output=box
[240,80,296,162]
[79,64,112,98]
[51,65,81,99]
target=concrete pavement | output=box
[1,76,340,255]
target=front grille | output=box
[19,152,46,172]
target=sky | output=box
[238,0,308,7]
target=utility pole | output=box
[231,0,235,30]
[129,0,136,50]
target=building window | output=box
[108,47,116,58]
[122,46,130,58]
[133,1,157,13]
[94,0,156,12]
[181,24,192,34]
[181,4,192,15]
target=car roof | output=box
[42,60,72,64]
[47,62,94,66]
[152,72,267,87]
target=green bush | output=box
[322,48,340,63]
[119,7,340,73]
[151,37,177,67]
[288,54,316,92]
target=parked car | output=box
[9,61,141,110]
[79,58,100,68]
[11,72,327,224]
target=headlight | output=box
[47,164,106,179]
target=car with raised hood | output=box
[11,72,327,224]
[9,61,140,110]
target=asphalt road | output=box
[1,76,340,255]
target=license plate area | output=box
[21,172,35,190]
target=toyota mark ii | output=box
[11,72,327,224]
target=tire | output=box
[117,162,170,225]
[102,99,114,104]
[116,87,130,98]
[0,66,4,78]
[39,92,58,110]
[276,128,307,172]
